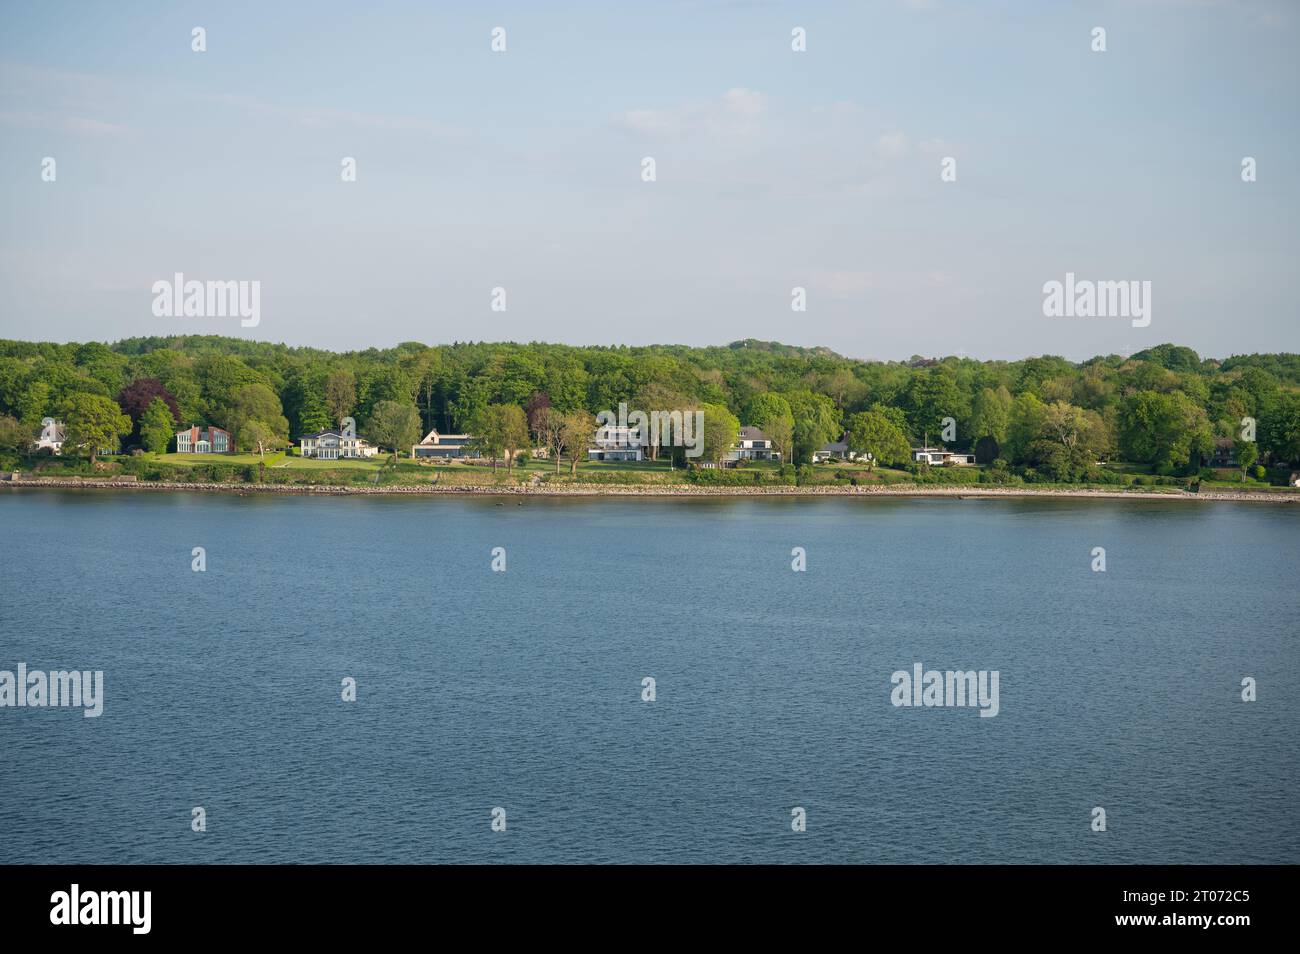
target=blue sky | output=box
[1,0,1296,360]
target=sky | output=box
[0,0,1296,362]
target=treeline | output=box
[1,336,1298,477]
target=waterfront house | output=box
[176,425,231,454]
[911,446,976,466]
[34,417,64,454]
[588,424,644,462]
[300,428,378,460]
[412,429,473,459]
[813,436,852,463]
[1209,437,1237,468]
[727,426,781,463]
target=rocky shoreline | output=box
[3,477,1297,503]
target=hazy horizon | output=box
[3,1,1297,362]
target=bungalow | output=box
[912,446,976,466]
[588,424,644,462]
[34,417,64,454]
[412,429,473,459]
[176,425,231,454]
[300,429,377,460]
[812,436,852,463]
[728,426,781,463]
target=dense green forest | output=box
[1,336,1299,480]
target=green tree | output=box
[472,404,530,472]
[0,414,27,454]
[698,402,741,468]
[237,420,287,460]
[222,383,289,447]
[786,391,840,465]
[59,393,131,464]
[324,369,356,425]
[1236,440,1258,481]
[140,397,176,455]
[1118,391,1214,471]
[969,387,1012,443]
[744,392,795,464]
[560,411,594,475]
[1261,392,1300,465]
[845,410,911,469]
[367,400,423,468]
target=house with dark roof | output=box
[728,426,781,462]
[812,436,852,463]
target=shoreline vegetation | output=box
[4,336,1299,502]
[4,475,1297,503]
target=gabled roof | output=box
[417,429,471,444]
[737,426,770,441]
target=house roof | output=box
[417,430,471,444]
[737,426,770,441]
[302,429,371,442]
[177,425,230,439]
[819,441,848,453]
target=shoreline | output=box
[3,477,1297,503]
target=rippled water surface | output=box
[1,491,1296,863]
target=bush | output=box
[1253,465,1267,480]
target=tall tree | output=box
[560,411,594,476]
[59,393,131,464]
[745,392,795,464]
[367,400,423,468]
[140,397,176,455]
[845,409,911,468]
[323,369,356,425]
[698,402,740,468]
[474,403,530,472]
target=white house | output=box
[728,426,781,463]
[300,428,377,460]
[34,418,64,454]
[912,446,976,465]
[412,429,473,459]
[176,425,231,454]
[588,424,644,462]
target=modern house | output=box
[912,446,976,465]
[588,424,644,462]
[176,425,231,454]
[412,429,473,459]
[728,426,781,463]
[300,428,378,460]
[812,436,852,463]
[34,417,64,454]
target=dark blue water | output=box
[1,490,1296,863]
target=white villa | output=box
[912,446,976,465]
[34,418,64,454]
[588,424,643,462]
[412,429,473,459]
[728,426,781,463]
[300,428,378,460]
[176,425,231,454]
